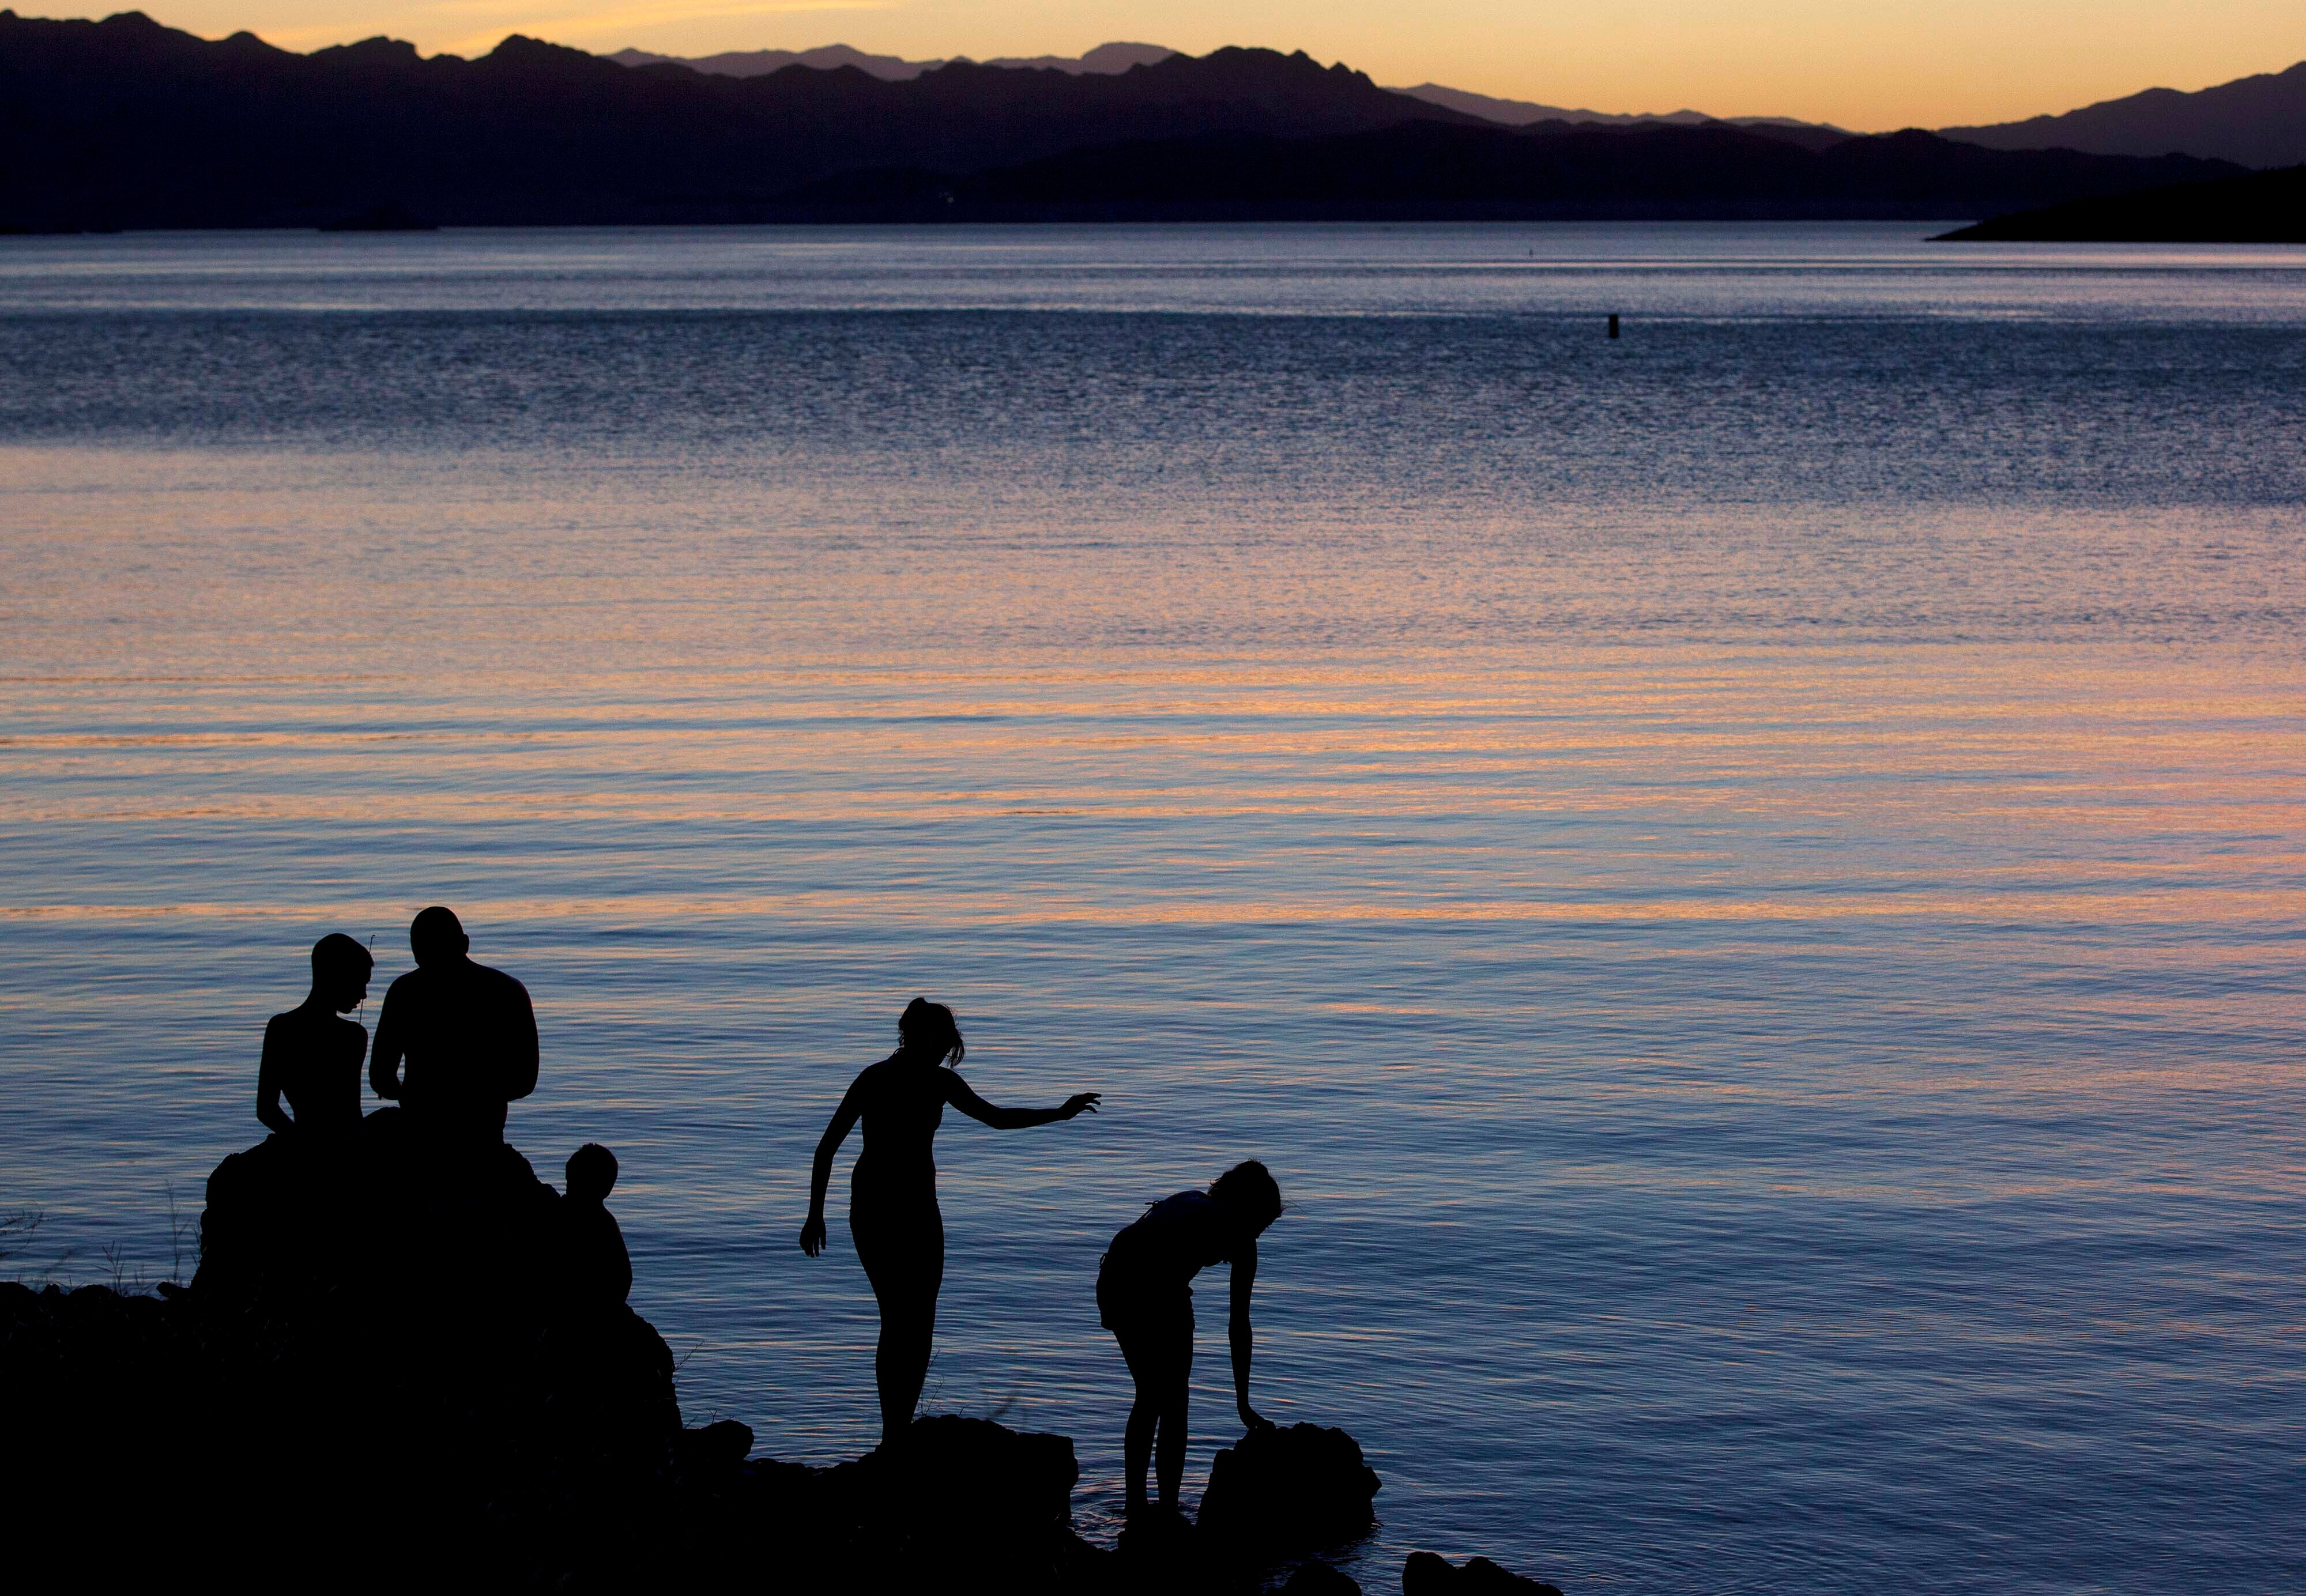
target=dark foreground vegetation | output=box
[1937,164,2306,242]
[0,11,2244,232]
[0,1112,1559,1593]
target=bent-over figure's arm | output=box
[800,1075,869,1257]
[256,1017,295,1135]
[942,1074,1101,1129]
[1230,1240,1271,1431]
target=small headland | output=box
[1935,164,2306,242]
[1,1116,1559,1591]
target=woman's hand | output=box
[1060,1092,1102,1119]
[798,1214,827,1257]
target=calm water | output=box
[3,224,2303,1593]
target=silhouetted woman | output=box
[800,998,1100,1444]
[256,933,374,1138]
[1098,1160,1284,1519]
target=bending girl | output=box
[800,997,1100,1443]
[1098,1160,1284,1519]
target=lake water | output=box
[2,223,2303,1593]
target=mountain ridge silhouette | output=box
[1942,61,2306,169]
[0,12,2256,231]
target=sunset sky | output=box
[32,1,2306,130]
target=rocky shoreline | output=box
[1,1116,1559,1593]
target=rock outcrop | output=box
[1200,1421,1384,1556]
[1404,1549,1566,1593]
[2,1113,1403,1591]
[4,1111,685,1586]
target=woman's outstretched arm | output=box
[800,1076,868,1257]
[1230,1239,1272,1431]
[942,1074,1100,1129]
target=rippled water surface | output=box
[3,224,2304,1593]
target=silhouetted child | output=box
[1099,1160,1285,1520]
[563,1143,632,1308]
[257,933,375,1138]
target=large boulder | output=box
[1199,1422,1382,1557]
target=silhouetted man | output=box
[370,907,538,1155]
[257,933,374,1138]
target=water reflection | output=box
[2,228,2303,1594]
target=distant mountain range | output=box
[1943,61,2306,169]
[609,38,1852,139]
[0,12,2272,233]
[1389,82,1847,144]
[605,36,2306,167]
[605,40,1173,81]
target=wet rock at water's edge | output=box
[685,1413,1107,1593]
[1282,1558,1363,1594]
[1199,1421,1382,1557]
[1403,1548,1565,1594]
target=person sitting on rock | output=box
[1098,1160,1284,1521]
[562,1142,632,1308]
[368,906,539,1157]
[800,997,1101,1445]
[256,933,374,1138]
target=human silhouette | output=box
[368,907,539,1156]
[562,1143,632,1308]
[799,998,1101,1444]
[1098,1160,1284,1519]
[256,933,374,1137]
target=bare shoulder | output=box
[382,968,426,1001]
[267,1008,326,1041]
[474,963,530,998]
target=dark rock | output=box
[1471,1556,1563,1594]
[3,1115,683,1589]
[864,1413,1079,1527]
[678,1418,754,1473]
[1401,1550,1563,1594]
[714,1413,1107,1593]
[1110,1506,1255,1595]
[1283,1559,1362,1594]
[1404,1551,1459,1594]
[1199,1423,1381,1556]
